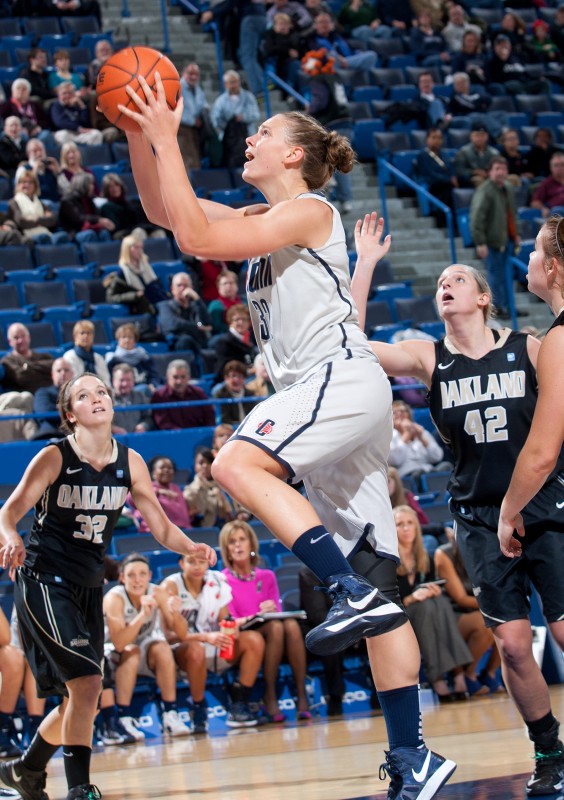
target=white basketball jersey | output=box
[246,193,376,391]
[104,583,164,645]
[167,570,231,633]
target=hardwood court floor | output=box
[42,686,564,800]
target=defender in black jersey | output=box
[0,374,216,800]
[352,239,564,797]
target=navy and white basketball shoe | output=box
[305,573,406,656]
[380,745,457,799]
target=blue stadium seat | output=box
[388,85,418,102]
[394,296,439,325]
[351,119,385,161]
[420,470,452,497]
[60,15,101,37]
[37,33,74,53]
[351,86,383,103]
[77,143,113,166]
[26,321,60,348]
[2,39,33,64]
[0,19,23,36]
[373,131,411,158]
[23,281,85,321]
[143,238,176,262]
[369,67,405,89]
[0,176,12,200]
[111,141,131,164]
[81,240,122,267]
[0,246,35,272]
[514,94,551,117]
[22,17,62,37]
[59,318,108,346]
[0,51,12,68]
[34,242,82,269]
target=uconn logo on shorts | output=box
[256,419,275,436]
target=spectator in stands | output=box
[454,123,499,188]
[213,304,257,381]
[63,319,111,383]
[151,359,215,430]
[441,4,481,54]
[497,128,534,187]
[103,553,192,739]
[1,323,53,394]
[116,233,169,305]
[110,363,153,434]
[0,216,24,245]
[106,324,159,390]
[388,466,429,526]
[486,34,550,96]
[0,117,27,180]
[550,4,564,57]
[304,0,331,21]
[410,10,450,67]
[246,353,275,397]
[99,173,165,240]
[207,270,243,335]
[50,81,104,146]
[527,127,563,181]
[103,272,155,318]
[305,12,377,73]
[531,152,564,218]
[262,13,303,95]
[211,70,261,169]
[58,141,98,195]
[157,271,211,355]
[192,257,242,303]
[213,360,257,425]
[0,391,37,442]
[337,0,393,41]
[178,62,213,172]
[237,0,269,97]
[7,172,64,245]
[266,0,313,32]
[161,551,263,730]
[86,39,114,88]
[389,399,450,487]
[32,356,74,439]
[494,10,527,57]
[378,0,413,34]
[0,607,46,758]
[394,505,472,703]
[470,156,521,319]
[220,520,311,721]
[451,29,487,86]
[415,127,457,225]
[52,0,102,26]
[20,48,52,105]
[127,456,192,530]
[48,49,88,96]
[211,422,234,456]
[184,446,234,527]
[527,19,560,65]
[16,138,63,203]
[386,72,451,130]
[298,566,345,716]
[59,172,115,241]
[434,533,504,697]
[447,72,505,140]
[0,78,49,139]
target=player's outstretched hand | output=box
[118,73,183,145]
[497,512,524,558]
[0,534,26,580]
[186,540,217,567]
[354,212,391,269]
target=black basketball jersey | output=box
[428,331,542,506]
[25,437,132,587]
[547,309,564,334]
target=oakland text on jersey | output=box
[247,255,272,293]
[440,370,526,408]
[57,484,129,511]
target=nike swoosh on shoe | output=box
[324,603,404,633]
[412,749,432,782]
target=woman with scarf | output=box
[63,319,111,384]
[115,234,168,306]
[7,172,65,244]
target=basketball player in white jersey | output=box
[115,78,456,798]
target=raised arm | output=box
[128,449,216,566]
[0,447,62,574]
[351,212,435,385]
[119,76,331,260]
[498,326,564,557]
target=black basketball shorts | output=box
[14,567,104,697]
[452,497,564,629]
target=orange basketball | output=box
[96,46,181,132]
